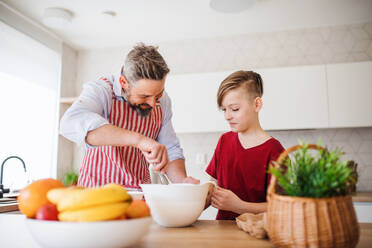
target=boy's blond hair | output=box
[217,70,263,108]
[123,43,170,85]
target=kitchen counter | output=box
[1,192,370,214]
[352,192,372,202]
[1,214,372,248]
[0,197,18,213]
[139,220,272,248]
[137,221,372,248]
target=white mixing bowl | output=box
[140,182,213,227]
[128,191,144,200]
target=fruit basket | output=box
[266,144,359,248]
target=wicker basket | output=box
[266,144,360,248]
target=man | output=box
[60,43,199,189]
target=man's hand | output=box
[211,186,242,212]
[137,136,169,173]
[181,176,200,184]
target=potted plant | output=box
[267,143,359,248]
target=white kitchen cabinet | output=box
[257,65,329,130]
[326,61,372,128]
[354,202,372,223]
[166,65,329,133]
[166,72,231,133]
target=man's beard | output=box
[128,102,153,117]
[123,88,153,117]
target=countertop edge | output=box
[352,192,372,202]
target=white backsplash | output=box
[178,128,372,192]
[184,127,372,220]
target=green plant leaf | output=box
[268,141,356,198]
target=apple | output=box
[35,203,59,221]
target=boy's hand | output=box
[204,183,215,209]
[211,186,242,212]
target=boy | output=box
[205,70,284,220]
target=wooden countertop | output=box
[134,221,372,248]
[352,192,372,202]
[138,220,271,248]
[1,215,371,248]
[0,198,18,213]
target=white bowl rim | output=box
[25,216,152,224]
[140,181,215,187]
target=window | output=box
[0,20,61,191]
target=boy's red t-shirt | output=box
[206,131,285,220]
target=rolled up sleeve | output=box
[59,80,113,148]
[156,92,185,162]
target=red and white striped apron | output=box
[78,78,163,189]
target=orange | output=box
[116,214,127,220]
[17,178,65,218]
[126,200,151,219]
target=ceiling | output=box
[2,0,372,50]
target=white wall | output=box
[58,43,78,180]
[75,21,372,91]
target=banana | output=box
[59,202,130,222]
[47,187,84,205]
[48,183,131,212]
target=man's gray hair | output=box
[123,43,170,85]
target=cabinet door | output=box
[165,72,230,133]
[257,65,329,130]
[326,62,372,128]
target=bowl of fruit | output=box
[18,179,152,248]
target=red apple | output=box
[35,203,59,221]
